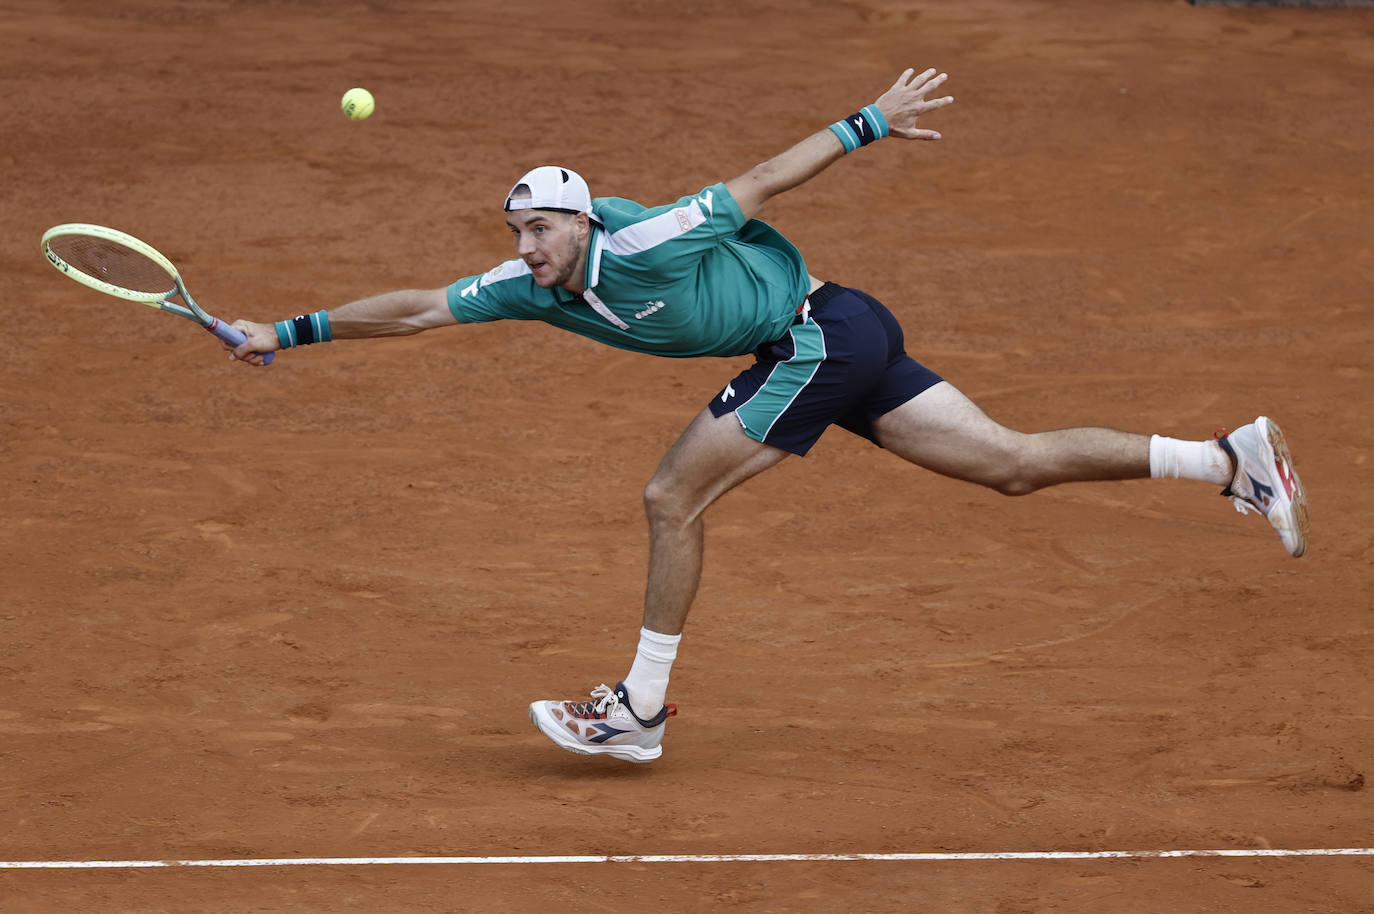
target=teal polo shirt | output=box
[446,183,809,358]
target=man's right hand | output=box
[226,320,280,366]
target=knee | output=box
[991,474,1041,497]
[983,453,1047,497]
[643,472,693,528]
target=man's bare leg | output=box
[872,381,1151,492]
[641,408,790,635]
[527,408,788,758]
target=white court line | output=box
[2,848,1373,869]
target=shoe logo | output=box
[1247,472,1275,508]
[720,382,735,403]
[589,723,631,743]
[635,300,667,320]
[1274,458,1299,498]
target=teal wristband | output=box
[828,104,890,153]
[274,309,332,349]
[274,320,295,349]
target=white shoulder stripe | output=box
[458,259,531,299]
[604,200,706,256]
[484,259,531,284]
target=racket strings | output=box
[48,234,176,297]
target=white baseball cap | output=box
[504,165,595,219]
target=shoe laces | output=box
[566,683,620,719]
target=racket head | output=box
[41,223,181,304]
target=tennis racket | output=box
[41,223,274,364]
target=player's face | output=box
[507,210,589,291]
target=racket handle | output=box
[205,318,275,365]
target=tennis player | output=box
[228,68,1308,764]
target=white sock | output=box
[622,627,680,720]
[1149,435,1232,485]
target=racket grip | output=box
[205,318,275,365]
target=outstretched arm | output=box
[724,68,954,221]
[227,287,456,366]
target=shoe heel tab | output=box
[665,703,678,718]
[1215,431,1239,489]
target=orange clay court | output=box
[2,1,1372,911]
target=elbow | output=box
[744,159,782,195]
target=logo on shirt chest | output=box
[635,300,668,320]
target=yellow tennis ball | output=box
[341,87,375,120]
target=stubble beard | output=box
[550,232,583,289]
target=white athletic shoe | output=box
[1216,416,1309,557]
[529,682,677,764]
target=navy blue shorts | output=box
[707,282,943,456]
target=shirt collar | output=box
[584,223,605,292]
[571,226,627,330]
